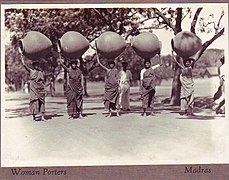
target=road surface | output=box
[2,79,228,167]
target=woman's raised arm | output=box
[95,41,109,71]
[18,47,31,72]
[171,51,185,69]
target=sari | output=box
[180,67,194,111]
[104,68,119,111]
[214,64,226,114]
[119,70,132,110]
[141,68,156,108]
[29,69,45,115]
[66,68,83,116]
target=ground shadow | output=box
[156,105,180,113]
[194,96,215,109]
[123,106,142,112]
[177,115,217,120]
[84,107,105,111]
[5,106,31,119]
[5,96,29,101]
[82,112,97,117]
[5,113,31,119]
[47,101,66,105]
[44,114,64,120]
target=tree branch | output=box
[125,26,140,40]
[190,8,203,34]
[203,21,215,27]
[92,8,115,31]
[195,28,224,61]
[88,34,100,43]
[127,11,139,18]
[200,10,224,34]
[139,17,160,24]
[118,21,125,35]
[138,24,168,30]
[217,10,224,28]
[175,8,182,34]
[152,8,176,33]
[181,8,191,21]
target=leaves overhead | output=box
[4,7,225,93]
[5,7,200,44]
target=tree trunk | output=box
[83,76,89,97]
[50,78,56,97]
[169,8,183,105]
[63,69,67,95]
[169,57,181,106]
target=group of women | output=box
[20,45,224,121]
[20,46,135,120]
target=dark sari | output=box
[66,68,83,116]
[141,68,156,108]
[29,69,45,115]
[104,68,119,111]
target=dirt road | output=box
[2,85,228,167]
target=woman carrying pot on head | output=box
[58,57,84,119]
[95,44,120,118]
[19,50,46,121]
[172,51,195,116]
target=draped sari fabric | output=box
[29,69,45,115]
[180,67,194,111]
[66,68,83,116]
[119,70,132,110]
[104,68,119,111]
[141,68,157,108]
[214,64,226,114]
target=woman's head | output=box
[144,59,151,69]
[32,61,40,70]
[183,58,194,67]
[121,62,128,70]
[108,61,115,68]
[70,60,80,69]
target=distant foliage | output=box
[5,45,28,90]
[88,47,224,82]
[195,49,224,68]
[88,45,173,82]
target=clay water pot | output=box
[96,31,126,59]
[171,31,202,58]
[131,32,161,59]
[59,31,89,59]
[18,31,52,60]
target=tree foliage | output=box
[4,7,225,101]
[5,44,28,90]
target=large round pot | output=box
[131,32,161,59]
[18,31,52,60]
[59,31,89,59]
[96,31,126,59]
[171,31,202,58]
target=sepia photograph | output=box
[1,3,228,169]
